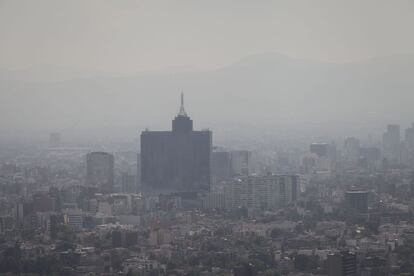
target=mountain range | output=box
[1,53,414,141]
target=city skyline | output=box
[1,1,414,275]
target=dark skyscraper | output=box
[141,94,212,192]
[86,152,115,194]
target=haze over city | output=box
[1,0,414,143]
[1,1,414,276]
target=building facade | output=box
[382,124,401,165]
[86,152,115,194]
[224,174,299,210]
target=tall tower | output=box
[172,92,193,132]
[86,152,114,194]
[382,124,401,165]
[141,93,212,192]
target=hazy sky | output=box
[1,0,414,143]
[1,0,414,73]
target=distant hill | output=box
[1,53,414,140]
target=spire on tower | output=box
[178,91,187,116]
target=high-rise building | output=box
[224,174,298,210]
[405,123,414,151]
[382,124,401,164]
[63,209,83,231]
[359,147,380,163]
[308,142,333,172]
[140,94,212,192]
[33,193,56,212]
[343,137,360,169]
[359,147,381,170]
[211,151,232,184]
[230,150,252,175]
[403,123,414,167]
[310,143,329,158]
[327,251,357,276]
[121,173,137,193]
[136,153,141,192]
[86,152,115,194]
[345,191,368,213]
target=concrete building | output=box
[211,151,232,184]
[64,209,83,231]
[327,251,357,276]
[310,143,329,158]
[86,152,115,194]
[345,191,368,214]
[225,175,299,210]
[343,137,360,169]
[308,142,334,172]
[230,150,252,176]
[359,147,381,164]
[405,123,414,151]
[382,124,401,165]
[201,192,226,210]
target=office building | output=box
[327,251,357,276]
[136,153,141,192]
[63,209,83,231]
[212,151,232,184]
[405,123,414,151]
[382,124,401,164]
[225,174,298,210]
[345,191,368,213]
[86,152,115,194]
[201,192,226,210]
[230,150,252,175]
[343,137,360,169]
[141,94,212,192]
[359,147,380,163]
[306,142,334,172]
[121,173,137,193]
[310,143,329,158]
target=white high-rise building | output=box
[224,175,298,210]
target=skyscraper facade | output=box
[86,152,115,194]
[343,137,360,169]
[230,150,252,175]
[405,123,414,150]
[211,151,232,184]
[310,143,329,158]
[345,190,368,213]
[382,124,401,165]
[140,94,212,192]
[224,174,299,210]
